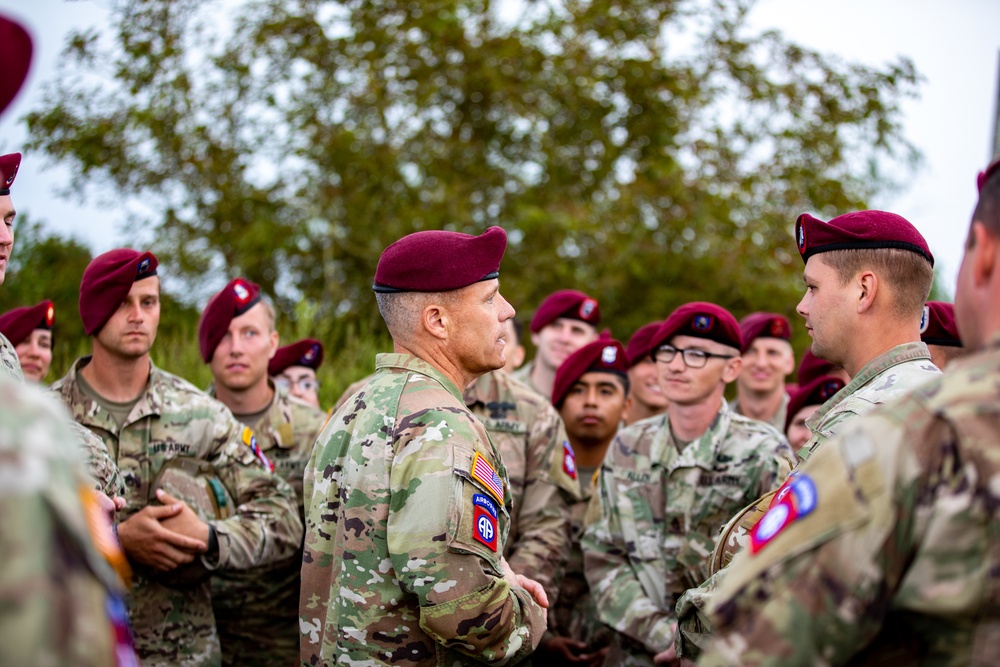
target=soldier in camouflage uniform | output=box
[514,290,601,399]
[623,321,668,427]
[582,303,795,666]
[730,313,795,431]
[200,278,327,666]
[0,151,25,383]
[270,338,326,409]
[699,158,1000,666]
[676,210,942,659]
[300,226,547,665]
[54,249,302,667]
[0,298,55,383]
[539,337,632,665]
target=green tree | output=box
[24,0,920,373]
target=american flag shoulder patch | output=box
[471,452,505,505]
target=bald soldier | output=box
[52,249,302,667]
[199,279,327,666]
[514,289,602,399]
[300,226,548,665]
[730,313,795,431]
[582,303,794,666]
[698,160,1000,666]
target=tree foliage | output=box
[25,0,921,357]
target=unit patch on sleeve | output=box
[562,440,578,480]
[750,474,817,554]
[472,493,499,552]
[242,426,274,472]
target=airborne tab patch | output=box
[471,452,505,505]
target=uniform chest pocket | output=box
[615,474,665,563]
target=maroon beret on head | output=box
[552,337,629,407]
[269,338,324,376]
[977,158,1000,193]
[785,374,846,433]
[739,312,791,353]
[0,299,53,347]
[0,17,32,117]
[373,226,506,293]
[0,153,21,196]
[529,289,601,333]
[79,248,158,336]
[795,210,933,267]
[198,277,262,363]
[920,301,962,348]
[653,302,743,352]
[626,321,663,367]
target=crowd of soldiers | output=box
[4,12,1000,667]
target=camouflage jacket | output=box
[464,370,581,606]
[210,382,327,666]
[0,331,24,382]
[676,342,942,660]
[512,359,545,397]
[701,332,1000,666]
[730,391,789,433]
[0,377,136,666]
[582,401,794,664]
[52,358,302,667]
[300,353,547,666]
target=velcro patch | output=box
[471,452,504,505]
[472,493,499,551]
[751,474,817,554]
[242,426,274,472]
[563,440,578,480]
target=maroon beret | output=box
[552,337,629,407]
[529,290,601,333]
[198,277,262,363]
[653,302,743,352]
[79,248,158,335]
[0,17,32,117]
[0,153,21,196]
[977,158,1000,193]
[373,226,506,293]
[0,299,53,347]
[920,301,961,348]
[739,312,791,353]
[785,374,846,432]
[795,210,933,267]
[796,349,836,386]
[269,338,324,376]
[626,321,663,367]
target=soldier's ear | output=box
[722,355,742,384]
[421,304,449,341]
[856,271,878,314]
[971,222,997,288]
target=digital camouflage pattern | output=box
[300,353,547,666]
[582,401,794,665]
[0,331,24,382]
[700,333,1000,666]
[211,383,327,666]
[0,376,135,666]
[52,358,303,667]
[465,370,580,606]
[676,342,942,659]
[729,392,789,432]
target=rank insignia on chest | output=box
[749,473,817,554]
[242,426,274,472]
[472,493,499,552]
[471,452,505,505]
[562,440,578,480]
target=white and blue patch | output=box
[919,305,930,334]
[136,257,151,276]
[601,345,617,365]
[473,493,498,518]
[693,314,713,331]
[790,475,817,517]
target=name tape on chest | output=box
[471,452,505,505]
[472,492,499,552]
[750,473,818,554]
[242,426,274,472]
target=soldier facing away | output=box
[300,226,548,665]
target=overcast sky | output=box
[1,0,999,300]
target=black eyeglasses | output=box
[652,344,735,368]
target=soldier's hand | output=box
[514,573,549,608]
[653,645,678,665]
[155,489,211,544]
[536,637,608,666]
[117,499,209,571]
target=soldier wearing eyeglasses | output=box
[270,339,325,408]
[581,302,795,666]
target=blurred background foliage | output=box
[7,0,943,404]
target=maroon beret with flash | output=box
[795,210,933,267]
[552,337,629,407]
[530,290,601,333]
[739,312,791,353]
[0,17,32,117]
[198,277,262,363]
[977,158,1000,193]
[626,321,663,367]
[79,249,158,335]
[0,300,53,347]
[0,153,21,196]
[269,338,324,376]
[785,374,846,432]
[373,226,506,293]
[920,301,961,348]
[653,302,743,352]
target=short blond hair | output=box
[821,248,933,320]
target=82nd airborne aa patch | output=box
[472,493,499,552]
[562,440,578,480]
[750,473,817,554]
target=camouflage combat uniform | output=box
[53,358,303,667]
[300,353,547,666]
[676,341,942,659]
[582,401,794,665]
[0,331,23,381]
[464,370,581,606]
[0,376,136,666]
[210,383,327,666]
[701,333,1000,666]
[512,360,545,397]
[730,392,789,432]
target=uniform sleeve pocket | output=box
[449,458,506,575]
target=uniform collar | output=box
[375,352,465,403]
